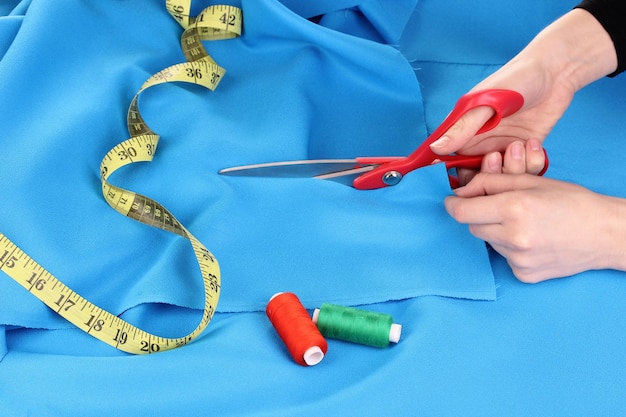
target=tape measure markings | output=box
[0,1,241,354]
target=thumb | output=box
[429,106,495,155]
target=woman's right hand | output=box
[430,55,574,185]
[428,8,618,185]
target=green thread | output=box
[316,303,394,348]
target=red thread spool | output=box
[266,292,328,366]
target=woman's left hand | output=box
[445,169,625,283]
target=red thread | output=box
[266,292,328,366]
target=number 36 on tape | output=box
[0,1,242,354]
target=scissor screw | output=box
[382,171,403,186]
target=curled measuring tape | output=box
[0,0,241,354]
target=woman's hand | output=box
[429,55,573,185]
[429,8,618,185]
[445,172,626,283]
[436,8,623,282]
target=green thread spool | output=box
[312,303,402,348]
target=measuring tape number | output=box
[0,1,242,354]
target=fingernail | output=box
[487,152,501,171]
[528,138,541,151]
[430,136,450,149]
[511,142,524,160]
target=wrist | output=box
[597,195,626,272]
[520,9,618,92]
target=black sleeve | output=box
[575,0,626,76]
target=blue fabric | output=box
[0,0,496,335]
[1,0,626,416]
[3,262,626,416]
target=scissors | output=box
[219,89,548,189]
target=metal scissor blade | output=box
[313,165,377,185]
[218,159,374,180]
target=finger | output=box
[456,151,502,187]
[467,223,509,247]
[481,151,503,174]
[444,194,505,225]
[453,172,538,198]
[525,138,546,175]
[455,168,478,187]
[429,106,495,155]
[502,141,526,174]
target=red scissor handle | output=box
[352,89,527,190]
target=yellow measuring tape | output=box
[0,1,241,354]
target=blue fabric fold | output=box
[0,16,22,60]
[0,326,7,363]
[276,0,362,19]
[279,0,418,44]
[0,0,29,16]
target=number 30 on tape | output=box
[0,1,242,354]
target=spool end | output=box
[303,345,324,366]
[269,292,284,301]
[311,308,320,324]
[389,323,402,343]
